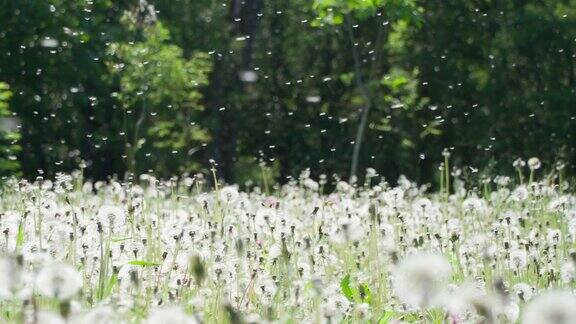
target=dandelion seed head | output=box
[146,306,197,324]
[79,306,115,324]
[513,158,526,168]
[36,263,82,299]
[560,261,575,283]
[35,311,66,324]
[509,249,528,270]
[97,205,126,230]
[527,157,541,170]
[522,291,576,324]
[513,283,534,302]
[0,255,21,299]
[219,186,239,203]
[392,252,452,308]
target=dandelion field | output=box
[0,161,575,324]
[3,0,576,322]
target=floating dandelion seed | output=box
[40,38,59,48]
[238,70,258,83]
[305,95,321,103]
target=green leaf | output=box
[103,271,118,298]
[111,236,131,243]
[378,310,396,324]
[128,260,160,267]
[358,283,372,303]
[340,274,354,301]
[15,222,24,249]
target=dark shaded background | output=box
[0,0,574,185]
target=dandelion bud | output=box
[570,251,576,264]
[59,299,71,319]
[130,269,139,287]
[493,277,509,302]
[235,238,244,254]
[190,255,206,285]
[389,250,399,264]
[223,303,243,324]
[450,233,459,243]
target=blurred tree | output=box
[401,0,576,178]
[0,0,132,179]
[0,0,574,185]
[0,83,21,177]
[107,4,212,178]
[311,0,422,180]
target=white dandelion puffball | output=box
[509,249,528,270]
[392,252,452,308]
[36,263,82,299]
[146,307,197,324]
[79,305,115,324]
[36,311,65,324]
[522,291,576,324]
[527,157,541,170]
[0,255,21,299]
[219,186,239,203]
[97,205,126,229]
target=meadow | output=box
[2,1,576,323]
[0,160,575,323]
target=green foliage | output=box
[378,310,397,324]
[312,0,420,25]
[340,273,354,300]
[0,0,133,179]
[109,22,210,112]
[0,83,20,177]
[107,19,212,176]
[0,83,12,115]
[102,271,118,299]
[128,260,160,267]
[0,0,575,184]
[398,0,576,177]
[340,274,372,303]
